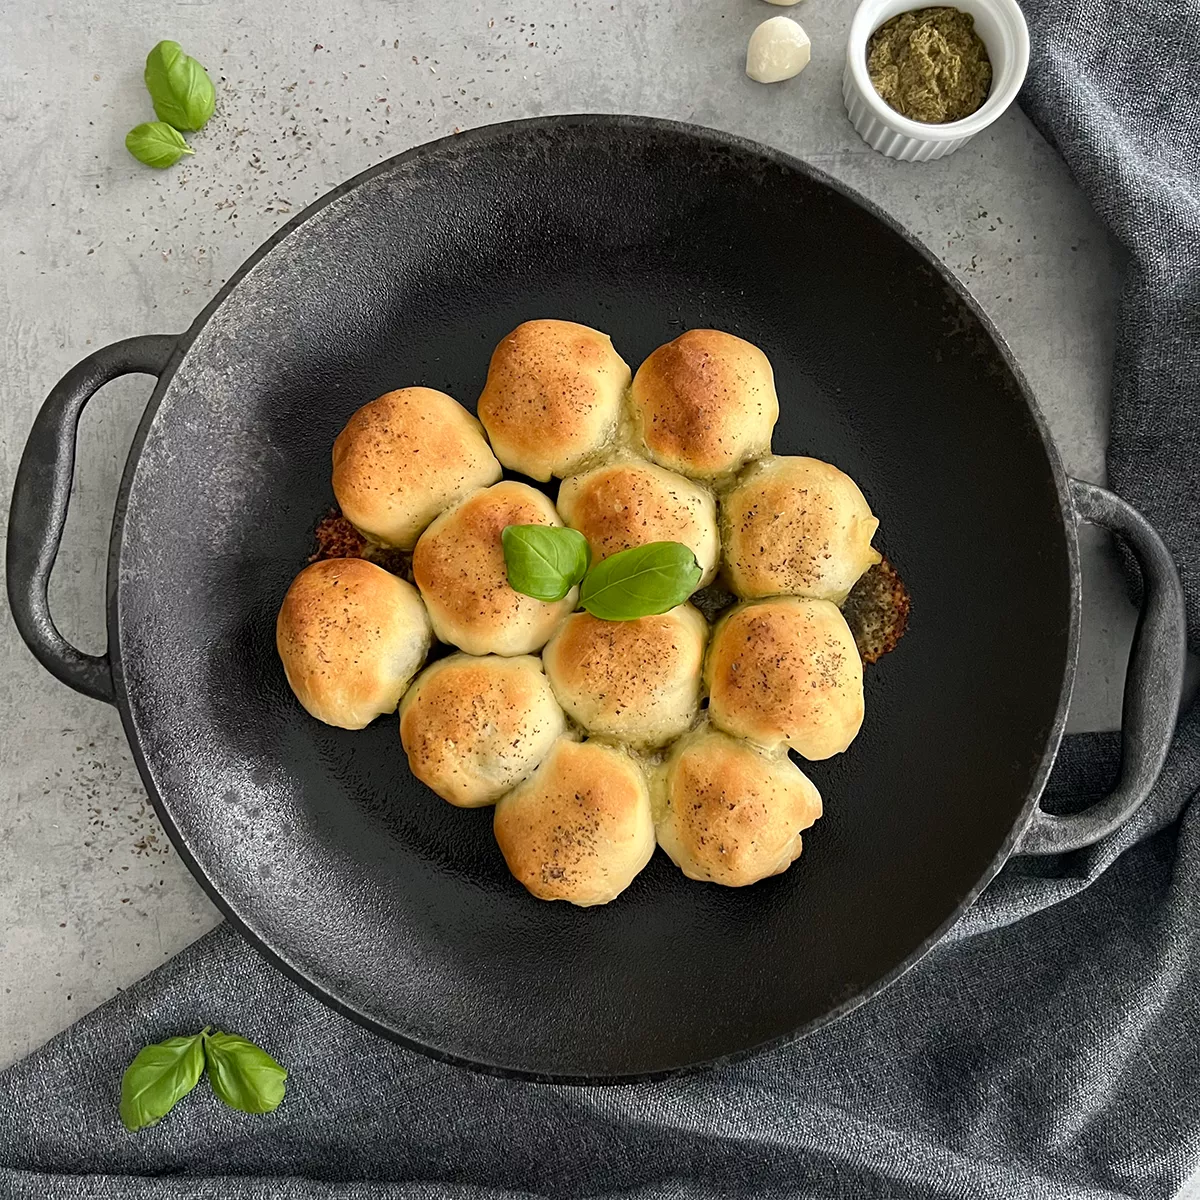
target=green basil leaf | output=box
[502,524,590,602]
[125,121,194,169]
[144,40,216,132]
[578,541,701,621]
[119,1031,206,1131]
[204,1032,287,1115]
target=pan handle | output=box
[6,335,179,704]
[1019,477,1187,855]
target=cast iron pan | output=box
[8,116,1187,1081]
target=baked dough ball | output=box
[556,460,720,587]
[494,739,655,906]
[477,320,631,481]
[399,654,566,808]
[542,604,707,747]
[706,597,864,760]
[721,455,881,603]
[653,725,822,887]
[276,558,432,730]
[332,387,501,549]
[412,481,575,656]
[628,329,779,482]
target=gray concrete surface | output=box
[0,0,1162,1070]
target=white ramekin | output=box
[843,0,1030,162]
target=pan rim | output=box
[106,113,1082,1084]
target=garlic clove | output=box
[746,16,812,84]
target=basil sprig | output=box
[125,41,216,169]
[125,122,194,169]
[502,525,590,602]
[503,526,701,621]
[578,541,702,620]
[144,40,216,132]
[120,1028,287,1131]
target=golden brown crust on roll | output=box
[477,320,632,481]
[542,605,707,747]
[721,455,881,603]
[412,481,575,656]
[276,558,432,730]
[399,654,567,808]
[556,460,720,587]
[706,597,864,760]
[493,738,655,906]
[332,387,501,548]
[628,329,779,482]
[653,725,822,887]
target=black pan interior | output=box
[113,117,1075,1079]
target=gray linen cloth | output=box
[2,0,1198,1195]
